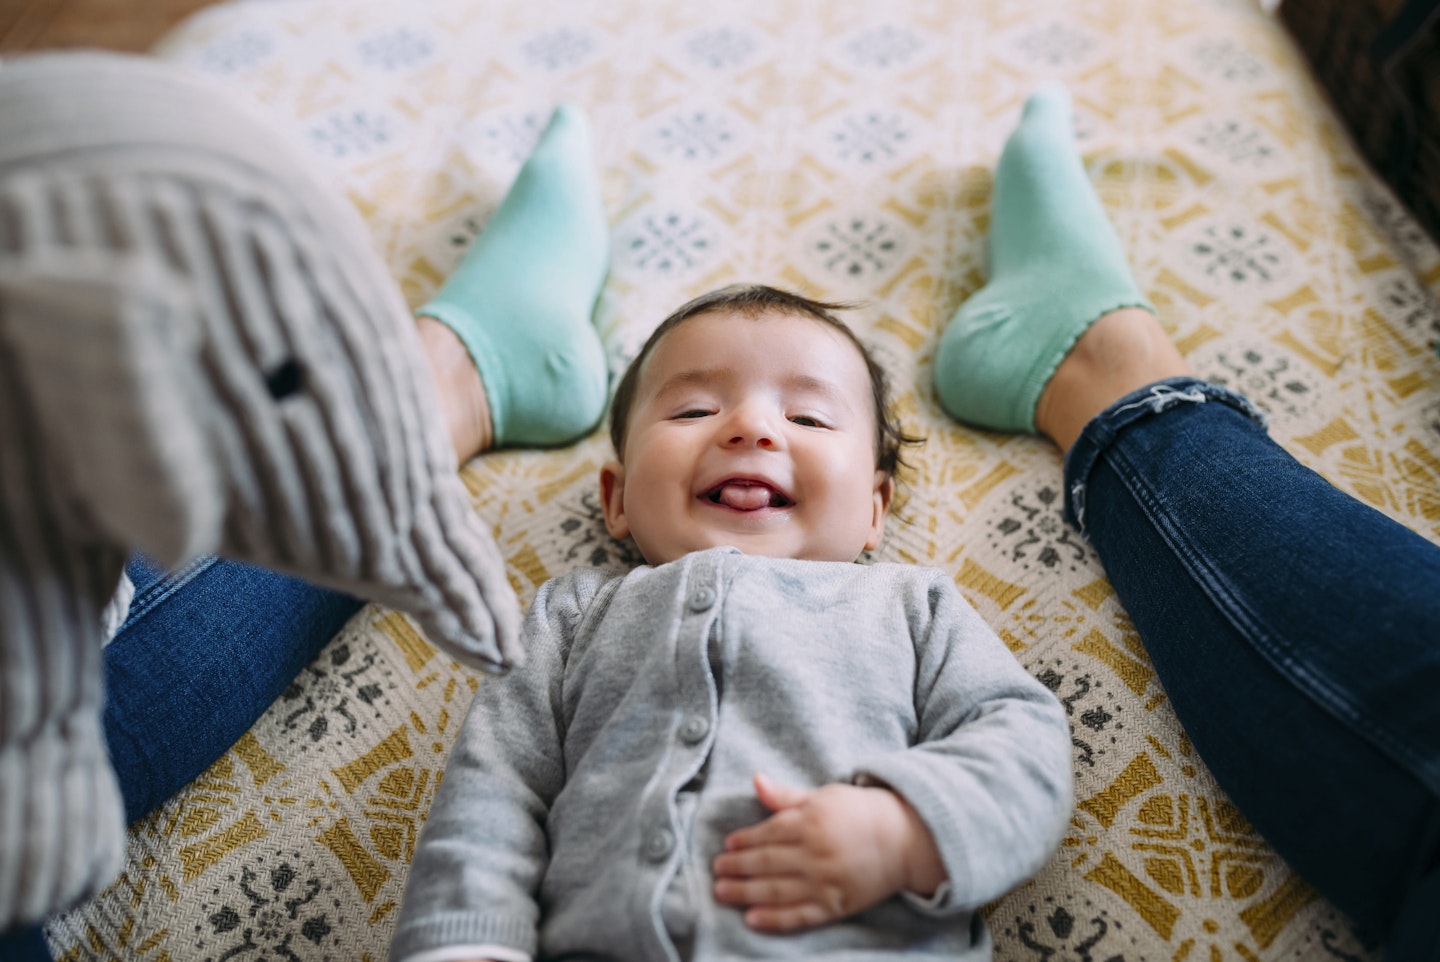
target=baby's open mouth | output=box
[702,481,792,510]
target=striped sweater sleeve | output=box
[0,51,524,929]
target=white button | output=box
[680,715,710,744]
[644,829,675,862]
[689,586,716,611]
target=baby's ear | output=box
[865,471,895,551]
[599,461,630,540]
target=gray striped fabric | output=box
[0,52,523,929]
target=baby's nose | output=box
[725,407,778,448]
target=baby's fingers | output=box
[712,875,812,908]
[712,843,805,880]
[742,901,834,933]
[713,875,843,932]
[721,809,804,852]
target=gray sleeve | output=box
[0,53,523,676]
[853,572,1073,912]
[388,569,606,961]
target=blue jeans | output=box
[1067,378,1440,961]
[0,558,360,962]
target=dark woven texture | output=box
[1281,0,1440,244]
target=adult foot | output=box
[934,84,1153,434]
[417,314,492,464]
[418,104,610,449]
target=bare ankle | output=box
[416,315,493,464]
[1035,308,1192,452]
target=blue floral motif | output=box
[811,216,903,277]
[1376,275,1440,342]
[1188,222,1284,284]
[1192,38,1264,82]
[986,484,1090,574]
[1194,118,1275,168]
[1360,189,1433,258]
[560,491,645,569]
[684,27,757,70]
[194,853,347,962]
[1030,653,1131,772]
[1421,396,1440,444]
[1000,897,1131,962]
[1205,345,1313,420]
[830,111,912,164]
[357,27,435,71]
[845,25,922,69]
[1012,22,1095,68]
[622,210,717,275]
[280,641,385,746]
[307,109,395,160]
[655,110,737,162]
[523,28,594,70]
[196,29,274,74]
[477,112,545,164]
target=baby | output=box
[390,284,1073,962]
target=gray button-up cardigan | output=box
[392,547,1073,962]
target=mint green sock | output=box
[934,85,1153,433]
[418,104,610,448]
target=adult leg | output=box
[1,559,360,962]
[1058,367,1440,954]
[935,85,1440,956]
[104,556,363,821]
[0,924,51,962]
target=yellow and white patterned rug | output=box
[47,0,1440,959]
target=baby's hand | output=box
[711,772,946,932]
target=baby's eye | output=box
[674,409,712,420]
[789,415,825,427]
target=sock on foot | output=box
[419,103,610,448]
[934,84,1153,433]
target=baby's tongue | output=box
[716,482,774,510]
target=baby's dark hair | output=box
[608,284,921,478]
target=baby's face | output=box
[600,308,891,565]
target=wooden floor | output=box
[0,0,227,54]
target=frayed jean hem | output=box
[1062,377,1266,536]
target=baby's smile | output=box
[701,479,794,510]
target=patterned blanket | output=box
[47,0,1440,959]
